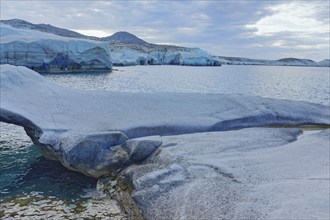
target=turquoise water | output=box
[0,65,329,218]
[0,123,123,219]
[0,123,97,200]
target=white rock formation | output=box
[0,24,112,72]
[110,44,221,66]
[0,20,221,70]
[122,128,329,219]
[0,64,329,178]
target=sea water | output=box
[0,124,124,219]
[44,65,330,105]
[1,65,329,218]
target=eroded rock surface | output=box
[1,65,329,219]
[1,64,329,178]
[121,128,329,219]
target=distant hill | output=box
[218,56,329,67]
[317,59,330,67]
[276,58,316,66]
[1,19,99,40]
[1,19,45,31]
[1,19,148,44]
[102,31,148,45]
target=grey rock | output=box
[38,131,161,178]
[1,65,329,178]
[120,128,329,219]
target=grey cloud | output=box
[0,0,328,60]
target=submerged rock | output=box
[0,192,126,219]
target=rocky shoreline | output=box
[1,65,329,219]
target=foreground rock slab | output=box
[121,128,329,219]
[0,64,329,178]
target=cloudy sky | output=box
[1,0,329,61]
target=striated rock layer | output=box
[0,24,112,73]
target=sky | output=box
[1,0,329,61]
